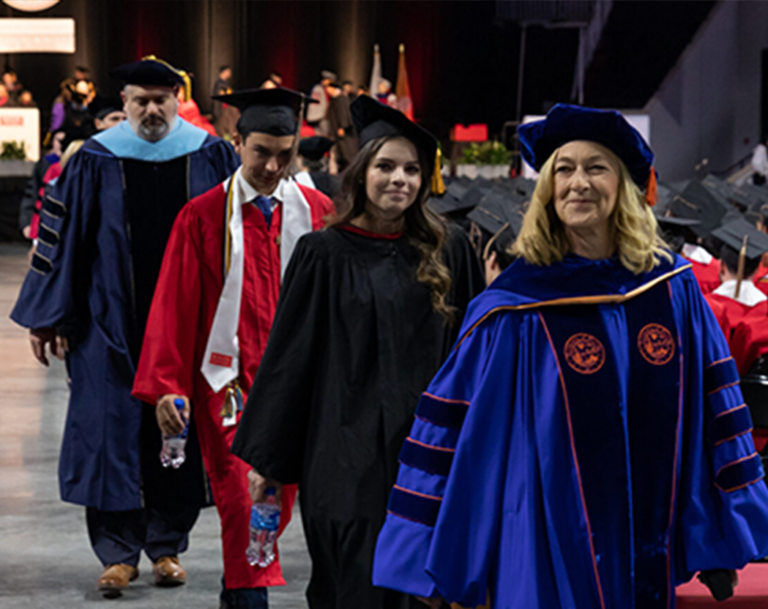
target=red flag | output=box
[395,43,414,121]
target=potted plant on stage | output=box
[457,141,512,179]
[0,140,29,177]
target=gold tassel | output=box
[735,235,748,300]
[179,71,192,102]
[431,148,446,195]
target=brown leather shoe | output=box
[98,563,139,594]
[152,555,186,587]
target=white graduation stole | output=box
[200,170,314,404]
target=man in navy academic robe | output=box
[10,57,240,593]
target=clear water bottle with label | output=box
[246,488,280,567]
[159,398,188,469]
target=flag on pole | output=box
[369,43,382,98]
[395,43,414,120]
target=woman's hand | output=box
[247,469,283,504]
[156,394,189,436]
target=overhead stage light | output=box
[2,0,61,12]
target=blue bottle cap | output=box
[174,398,185,410]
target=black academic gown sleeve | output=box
[231,233,329,483]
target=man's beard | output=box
[136,114,172,141]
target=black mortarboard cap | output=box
[740,182,768,212]
[467,192,526,237]
[712,217,768,262]
[472,177,495,192]
[656,216,701,228]
[657,216,700,253]
[669,179,727,238]
[653,182,679,216]
[428,182,483,215]
[110,56,185,88]
[701,174,745,210]
[212,87,312,137]
[299,136,334,161]
[350,95,437,171]
[89,95,124,120]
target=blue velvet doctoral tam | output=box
[373,253,768,609]
[10,118,239,511]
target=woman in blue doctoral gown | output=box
[373,104,768,609]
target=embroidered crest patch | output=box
[637,323,675,366]
[564,333,605,375]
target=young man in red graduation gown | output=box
[704,218,768,343]
[133,88,334,609]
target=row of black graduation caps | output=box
[429,170,768,269]
[429,170,768,471]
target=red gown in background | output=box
[178,99,217,136]
[687,257,721,295]
[703,294,733,340]
[754,264,768,296]
[730,303,768,375]
[133,178,333,590]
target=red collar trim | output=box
[339,224,404,240]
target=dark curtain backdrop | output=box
[2,0,577,140]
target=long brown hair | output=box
[328,136,455,322]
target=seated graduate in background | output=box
[294,135,340,199]
[231,95,484,609]
[373,104,768,609]
[133,87,333,609]
[705,217,768,340]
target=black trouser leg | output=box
[144,504,200,562]
[86,507,145,568]
[302,514,423,609]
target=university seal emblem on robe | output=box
[564,332,605,374]
[638,323,675,366]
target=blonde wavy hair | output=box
[513,147,672,273]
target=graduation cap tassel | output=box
[181,72,192,102]
[645,167,658,207]
[735,234,748,300]
[431,148,446,196]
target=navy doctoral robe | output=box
[374,253,768,609]
[10,118,240,511]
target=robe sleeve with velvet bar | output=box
[374,253,768,609]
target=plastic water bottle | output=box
[246,488,280,567]
[159,398,188,469]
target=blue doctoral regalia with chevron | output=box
[373,253,768,609]
[10,118,240,511]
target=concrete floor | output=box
[0,243,311,608]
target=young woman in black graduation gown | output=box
[232,96,485,609]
